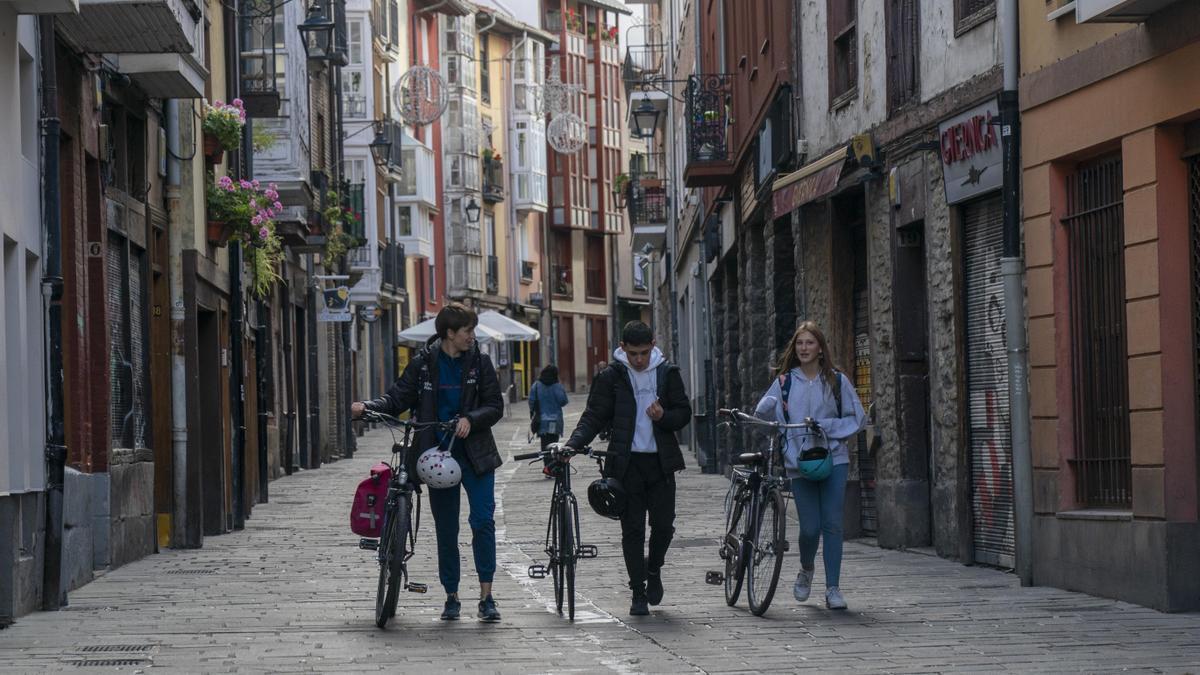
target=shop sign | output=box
[938,98,1002,204]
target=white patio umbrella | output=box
[397,317,505,346]
[476,310,541,341]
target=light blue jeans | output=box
[790,463,849,588]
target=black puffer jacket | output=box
[365,337,505,477]
[565,361,691,481]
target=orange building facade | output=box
[1019,0,1199,611]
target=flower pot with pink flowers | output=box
[202,99,247,164]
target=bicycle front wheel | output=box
[723,493,748,606]
[549,496,565,614]
[375,497,410,628]
[747,488,786,616]
[560,495,577,621]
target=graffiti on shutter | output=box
[963,195,1014,568]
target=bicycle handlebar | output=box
[717,408,819,431]
[357,409,457,433]
[514,444,606,462]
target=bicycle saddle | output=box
[734,451,764,465]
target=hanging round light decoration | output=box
[547,112,587,154]
[393,65,448,126]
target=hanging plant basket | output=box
[206,219,235,246]
[203,134,224,166]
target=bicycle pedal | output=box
[717,547,727,560]
[577,544,598,559]
[705,570,724,585]
[527,564,548,579]
[358,538,379,551]
[405,582,428,594]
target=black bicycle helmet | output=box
[587,476,626,520]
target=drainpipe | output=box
[164,99,192,547]
[999,0,1033,587]
[228,0,246,530]
[39,14,67,611]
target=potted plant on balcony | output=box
[322,193,364,277]
[565,8,582,33]
[202,99,246,165]
[205,175,284,296]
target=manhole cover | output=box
[72,659,149,667]
[79,645,153,653]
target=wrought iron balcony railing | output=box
[486,255,499,294]
[628,180,668,225]
[686,74,732,164]
[552,264,572,297]
[482,157,505,203]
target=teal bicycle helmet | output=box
[796,446,833,481]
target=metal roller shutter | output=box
[962,195,1014,567]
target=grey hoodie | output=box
[612,345,666,453]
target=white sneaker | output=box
[825,587,847,610]
[792,569,813,602]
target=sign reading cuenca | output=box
[938,98,1002,204]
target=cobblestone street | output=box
[2,411,1198,673]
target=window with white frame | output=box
[397,204,413,237]
[349,19,364,65]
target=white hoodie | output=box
[613,346,666,453]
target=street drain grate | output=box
[71,659,150,667]
[79,645,154,653]
[165,569,217,575]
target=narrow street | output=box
[2,411,1197,673]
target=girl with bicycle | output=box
[529,365,569,474]
[754,321,866,610]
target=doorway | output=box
[892,221,932,546]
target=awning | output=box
[397,318,505,346]
[771,145,849,218]
[477,310,541,341]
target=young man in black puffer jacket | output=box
[563,321,692,616]
[351,303,505,623]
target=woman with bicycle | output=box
[754,321,866,610]
[352,303,505,623]
[529,365,569,474]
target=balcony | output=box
[520,260,535,283]
[380,242,407,292]
[394,130,437,208]
[552,264,572,297]
[347,244,374,271]
[4,0,79,14]
[58,0,201,53]
[377,120,407,183]
[345,95,368,119]
[486,255,499,294]
[683,74,736,188]
[1076,0,1180,22]
[482,157,505,203]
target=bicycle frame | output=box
[708,409,808,615]
[514,443,602,620]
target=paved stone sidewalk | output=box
[1,411,1198,673]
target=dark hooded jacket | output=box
[365,336,504,478]
[564,351,691,481]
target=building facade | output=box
[1019,0,1199,611]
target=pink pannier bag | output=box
[350,463,392,537]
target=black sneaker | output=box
[477,595,501,622]
[646,571,664,606]
[441,595,461,621]
[629,592,650,616]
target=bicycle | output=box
[513,443,605,620]
[355,410,457,628]
[704,408,809,616]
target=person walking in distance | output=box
[351,303,506,623]
[754,321,866,610]
[529,364,569,475]
[562,321,692,616]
